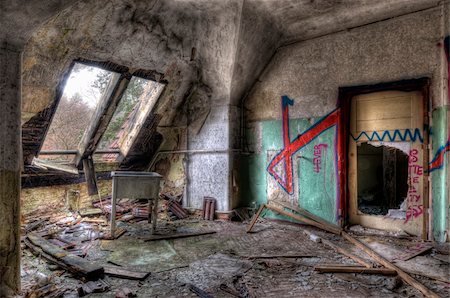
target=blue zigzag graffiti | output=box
[351,128,423,143]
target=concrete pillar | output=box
[0,45,22,295]
[187,104,232,213]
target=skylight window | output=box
[36,60,165,168]
[39,63,117,161]
[96,77,165,161]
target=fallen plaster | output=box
[367,141,411,155]
[19,204,450,297]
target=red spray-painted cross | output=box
[266,96,340,194]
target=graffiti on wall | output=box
[266,95,339,195]
[428,36,450,172]
[405,149,424,223]
[429,138,450,173]
[313,144,328,173]
[350,129,423,143]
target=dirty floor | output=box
[19,215,449,298]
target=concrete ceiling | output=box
[0,0,442,124]
[0,0,77,48]
[253,0,442,44]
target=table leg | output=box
[151,197,158,234]
[148,200,152,224]
[110,180,117,238]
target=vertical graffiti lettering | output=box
[405,149,423,223]
[313,144,328,173]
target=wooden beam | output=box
[247,204,266,232]
[297,221,372,268]
[75,74,130,167]
[242,254,316,259]
[265,204,341,235]
[103,265,150,280]
[320,237,372,268]
[275,201,342,233]
[142,231,216,242]
[39,149,120,155]
[341,231,440,298]
[82,157,98,196]
[314,265,397,275]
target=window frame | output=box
[37,59,167,169]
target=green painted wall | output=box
[241,117,338,224]
[431,106,449,242]
[298,126,337,223]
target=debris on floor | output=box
[19,197,449,297]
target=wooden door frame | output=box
[337,78,431,239]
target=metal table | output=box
[110,171,162,237]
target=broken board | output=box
[26,233,104,280]
[103,265,150,280]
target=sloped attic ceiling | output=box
[12,0,442,165]
[19,0,443,123]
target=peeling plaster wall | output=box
[246,7,446,122]
[21,0,245,213]
[21,180,112,215]
[242,7,449,240]
[22,0,241,123]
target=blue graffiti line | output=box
[350,128,423,143]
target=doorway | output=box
[348,90,427,236]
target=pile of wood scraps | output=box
[92,197,149,224]
[25,233,104,280]
[247,202,441,298]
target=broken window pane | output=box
[96,76,165,160]
[357,142,409,216]
[39,63,116,161]
[96,77,148,154]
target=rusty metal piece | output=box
[208,198,216,220]
[148,201,152,223]
[204,199,210,220]
[202,197,217,220]
[132,207,149,218]
[168,200,188,219]
[203,199,208,218]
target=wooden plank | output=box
[82,157,98,196]
[25,234,104,280]
[275,201,342,234]
[341,231,440,298]
[118,82,165,157]
[143,231,216,242]
[265,204,341,235]
[26,233,104,280]
[296,222,372,268]
[103,265,150,280]
[314,265,397,275]
[320,237,372,268]
[246,204,266,233]
[79,208,103,217]
[32,158,79,175]
[242,254,316,259]
[394,243,433,261]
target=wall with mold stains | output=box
[242,7,449,240]
[21,180,112,215]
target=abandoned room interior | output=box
[1,0,450,297]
